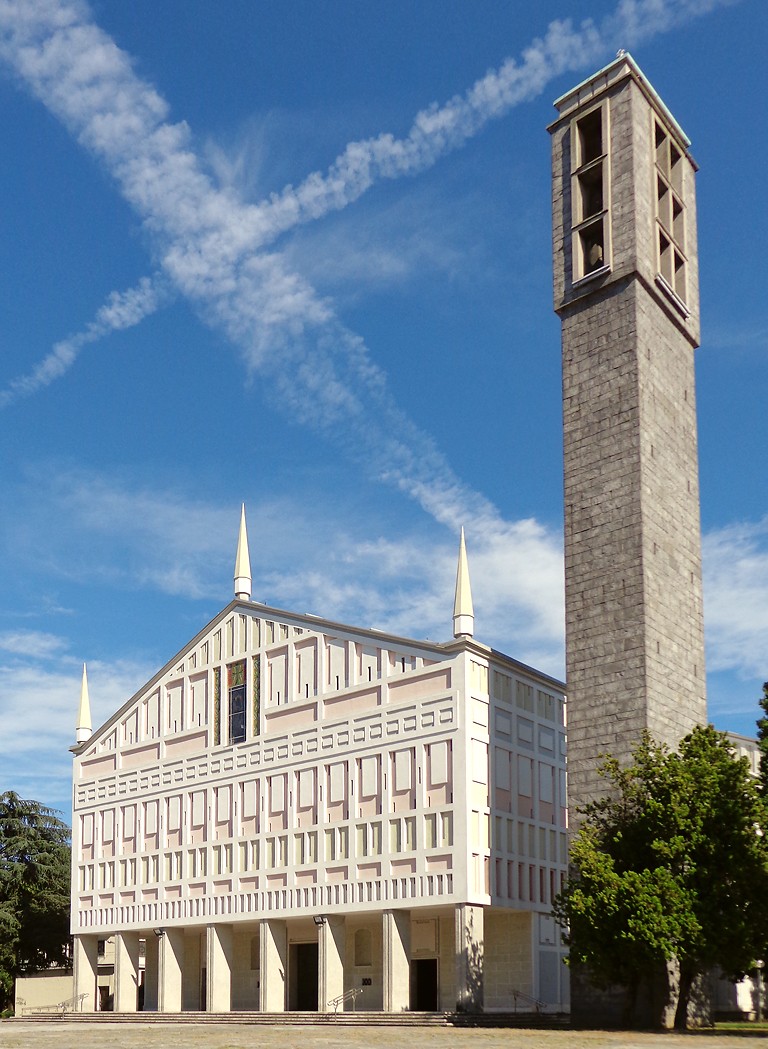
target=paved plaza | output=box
[2,1024,767,1049]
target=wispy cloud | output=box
[17,464,768,686]
[0,0,753,684]
[0,275,168,407]
[211,0,740,250]
[283,187,467,298]
[3,473,765,818]
[13,464,768,678]
[0,2,740,526]
[0,461,568,822]
[703,516,768,680]
[6,466,566,669]
[0,629,70,658]
[702,323,768,353]
[18,467,235,600]
[0,654,153,817]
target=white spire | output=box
[75,663,92,744]
[234,503,252,600]
[453,527,475,638]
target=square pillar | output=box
[319,915,345,1012]
[72,935,99,1012]
[259,919,287,1012]
[383,909,410,1012]
[158,928,185,1012]
[455,903,484,1013]
[113,931,141,1012]
[206,924,233,1012]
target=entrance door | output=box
[290,942,319,1011]
[411,958,439,1011]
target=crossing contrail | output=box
[0,276,167,407]
[0,0,737,536]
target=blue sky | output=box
[0,0,766,820]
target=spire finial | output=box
[453,527,474,638]
[75,663,92,744]
[234,503,252,600]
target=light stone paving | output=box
[1,1024,767,1049]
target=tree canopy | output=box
[755,681,768,793]
[553,725,768,1029]
[0,791,71,1011]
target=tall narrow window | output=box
[571,104,610,281]
[654,120,687,304]
[213,667,221,746]
[252,654,261,737]
[228,660,246,744]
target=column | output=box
[319,915,345,1012]
[206,924,233,1012]
[113,931,141,1012]
[259,919,287,1012]
[455,903,484,1013]
[383,909,410,1012]
[158,927,185,1012]
[72,935,99,1012]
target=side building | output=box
[70,517,568,1014]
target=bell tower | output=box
[550,54,707,823]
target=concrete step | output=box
[20,1011,448,1026]
[17,1010,569,1028]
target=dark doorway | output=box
[290,942,318,1010]
[411,958,439,1011]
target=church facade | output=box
[69,518,568,1013]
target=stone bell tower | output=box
[549,53,707,825]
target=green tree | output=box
[0,792,71,1011]
[755,681,768,793]
[553,726,768,1029]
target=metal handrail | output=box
[510,987,548,1013]
[327,987,364,1013]
[25,992,89,1015]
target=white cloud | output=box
[281,182,471,299]
[1,0,760,789]
[4,463,564,666]
[0,457,568,815]
[26,467,235,600]
[0,0,742,559]
[0,629,70,658]
[0,0,739,434]
[5,477,768,816]
[703,517,768,680]
[702,324,768,353]
[0,654,153,819]
[0,607,154,817]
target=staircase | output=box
[16,1009,569,1028]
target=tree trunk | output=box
[621,975,639,1027]
[658,957,680,1029]
[674,965,694,1030]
